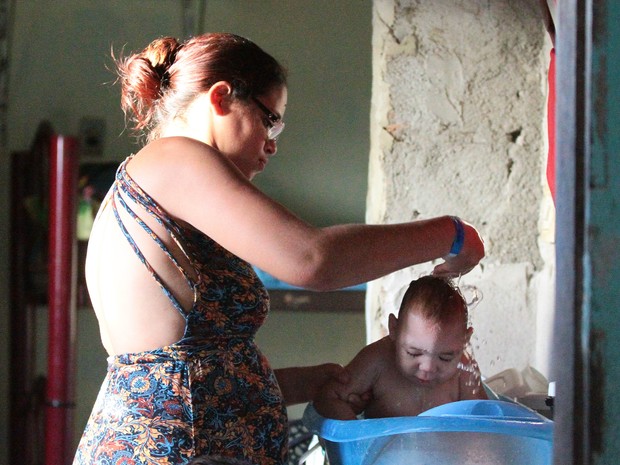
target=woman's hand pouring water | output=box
[432,219,485,278]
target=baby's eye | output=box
[439,355,456,362]
[407,352,422,358]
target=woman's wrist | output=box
[447,216,465,257]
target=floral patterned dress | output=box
[73,156,287,465]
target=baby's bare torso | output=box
[361,337,482,418]
[364,361,462,418]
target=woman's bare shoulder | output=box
[125,136,247,202]
[131,136,226,170]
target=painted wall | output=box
[366,0,555,382]
[1,1,371,462]
[6,0,371,226]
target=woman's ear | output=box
[388,313,399,340]
[208,81,234,115]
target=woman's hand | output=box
[433,220,485,277]
[346,392,372,415]
[274,363,371,408]
[312,366,373,420]
[274,363,348,406]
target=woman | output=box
[73,33,484,465]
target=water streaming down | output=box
[459,283,485,398]
[459,344,485,397]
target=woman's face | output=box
[217,85,288,180]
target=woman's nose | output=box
[265,138,277,155]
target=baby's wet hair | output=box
[398,275,468,328]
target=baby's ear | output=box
[388,313,398,340]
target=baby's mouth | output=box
[414,375,436,386]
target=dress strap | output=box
[109,158,197,317]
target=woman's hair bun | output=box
[143,37,182,85]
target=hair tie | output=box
[145,38,181,92]
[160,70,171,89]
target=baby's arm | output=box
[314,343,382,420]
[458,353,488,400]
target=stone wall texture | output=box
[367,0,556,379]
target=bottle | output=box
[77,186,95,241]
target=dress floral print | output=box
[73,156,288,465]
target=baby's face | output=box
[392,312,469,388]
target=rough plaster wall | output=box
[367,0,554,378]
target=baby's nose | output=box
[419,358,437,373]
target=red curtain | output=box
[547,47,556,203]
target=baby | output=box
[315,276,487,420]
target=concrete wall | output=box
[366,0,555,380]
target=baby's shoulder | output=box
[348,337,393,382]
[358,337,393,363]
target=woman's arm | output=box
[274,364,371,416]
[128,138,484,290]
[313,379,366,420]
[274,363,349,406]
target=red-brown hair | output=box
[115,33,287,142]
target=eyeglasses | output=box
[252,97,285,141]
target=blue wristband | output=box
[448,216,465,257]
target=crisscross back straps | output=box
[110,159,197,317]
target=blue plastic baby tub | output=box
[302,400,553,465]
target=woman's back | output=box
[86,151,197,354]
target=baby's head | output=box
[388,276,472,387]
